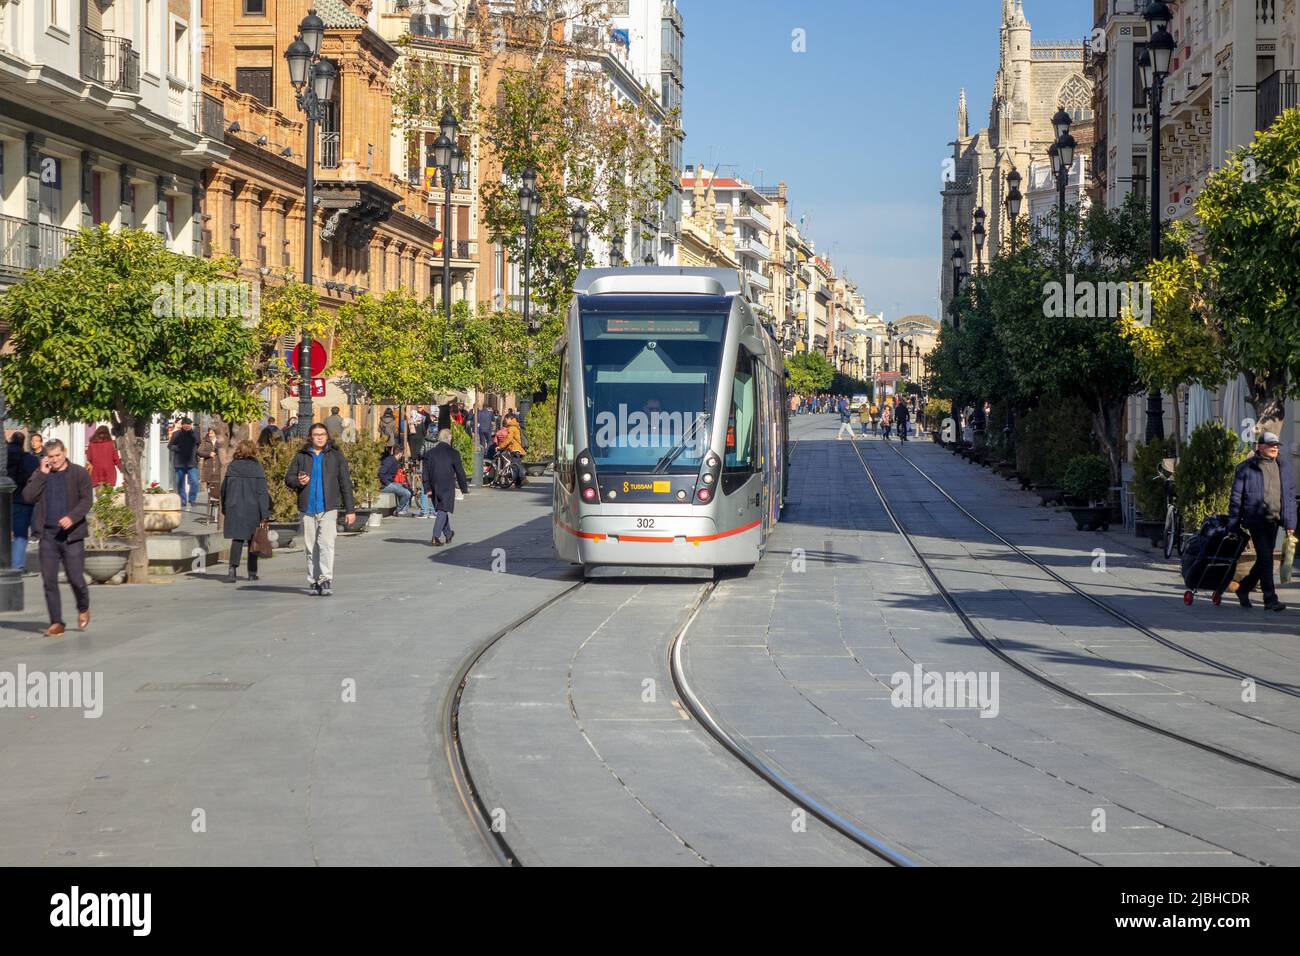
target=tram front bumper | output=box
[559,514,763,567]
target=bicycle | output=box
[1157,460,1183,559]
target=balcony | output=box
[734,202,771,231]
[733,235,771,261]
[194,91,225,138]
[320,131,341,170]
[80,28,140,94]
[0,217,77,276]
[1258,70,1298,132]
[745,269,771,292]
[0,214,26,277]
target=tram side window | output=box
[724,350,758,491]
[555,350,575,491]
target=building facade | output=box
[941,1,1093,319]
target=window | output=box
[243,0,265,14]
[723,349,758,492]
[169,18,188,81]
[1133,42,1149,108]
[236,67,273,106]
[1132,155,1147,201]
[554,352,574,490]
[143,0,155,74]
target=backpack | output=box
[495,427,509,447]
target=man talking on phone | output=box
[21,439,93,635]
[285,422,356,596]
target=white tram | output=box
[551,268,789,577]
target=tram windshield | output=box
[578,294,731,474]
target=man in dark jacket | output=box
[21,439,93,635]
[168,417,201,506]
[285,423,356,596]
[257,416,282,446]
[1229,432,1297,611]
[896,398,911,442]
[422,428,469,546]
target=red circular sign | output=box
[285,339,328,377]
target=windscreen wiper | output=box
[652,413,711,474]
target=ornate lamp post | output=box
[972,206,986,271]
[517,167,540,334]
[1138,0,1175,440]
[429,107,467,356]
[609,228,624,267]
[570,206,589,261]
[949,229,965,328]
[1005,167,1023,252]
[283,9,336,438]
[1049,107,1076,275]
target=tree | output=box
[1195,109,1300,434]
[1120,221,1228,449]
[0,227,260,581]
[332,289,447,406]
[785,352,833,394]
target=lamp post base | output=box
[0,569,22,613]
[1145,390,1166,441]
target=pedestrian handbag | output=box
[1282,532,1296,584]
[250,522,274,559]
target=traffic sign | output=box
[284,339,328,378]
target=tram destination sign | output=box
[604,317,702,335]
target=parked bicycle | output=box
[1156,459,1183,559]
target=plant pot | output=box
[1063,494,1089,508]
[1017,473,1034,490]
[1066,505,1111,532]
[524,459,552,477]
[1135,518,1164,547]
[113,491,183,532]
[1035,486,1065,506]
[267,521,300,549]
[994,461,1017,479]
[84,546,130,584]
[366,511,383,529]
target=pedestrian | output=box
[407,406,426,463]
[284,416,298,438]
[21,439,92,636]
[285,423,356,596]
[198,426,223,502]
[881,403,893,440]
[378,446,413,516]
[7,432,39,574]
[29,432,45,459]
[858,400,872,438]
[220,439,271,583]
[258,416,283,446]
[324,406,345,441]
[1228,431,1297,611]
[168,417,201,506]
[896,398,911,442]
[340,416,358,444]
[475,401,495,452]
[836,398,856,441]
[378,408,399,450]
[85,425,121,490]
[870,402,880,436]
[422,428,469,547]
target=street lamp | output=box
[1136,1,1175,440]
[1049,108,1075,274]
[284,9,336,438]
[950,228,965,328]
[972,206,986,270]
[609,227,624,267]
[517,167,539,336]
[427,106,467,357]
[570,206,589,261]
[1005,168,1023,251]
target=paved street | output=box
[4,414,1296,866]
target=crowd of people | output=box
[788,392,922,441]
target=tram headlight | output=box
[697,487,712,502]
[702,473,714,485]
[582,487,597,502]
[582,473,592,482]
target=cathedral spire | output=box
[958,88,968,139]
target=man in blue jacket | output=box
[1229,432,1296,611]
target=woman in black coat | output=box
[220,439,272,582]
[421,428,469,546]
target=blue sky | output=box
[679,0,1091,322]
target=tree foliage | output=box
[785,352,834,394]
[0,227,261,580]
[1195,109,1300,431]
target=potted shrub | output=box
[85,486,135,583]
[522,395,555,476]
[112,481,182,532]
[258,440,303,548]
[341,436,383,531]
[924,398,949,443]
[1062,454,1113,530]
[1175,422,1241,532]
[1132,436,1177,547]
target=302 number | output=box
[637,518,655,529]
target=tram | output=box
[552,267,789,577]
